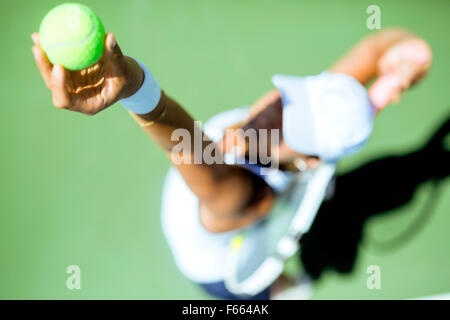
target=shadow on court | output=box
[300,114,450,280]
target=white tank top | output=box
[161,108,296,283]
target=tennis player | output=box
[32,27,431,299]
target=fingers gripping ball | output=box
[39,3,105,70]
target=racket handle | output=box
[369,73,401,110]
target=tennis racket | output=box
[224,162,336,296]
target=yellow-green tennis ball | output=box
[39,3,105,71]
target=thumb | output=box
[104,33,125,73]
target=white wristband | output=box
[120,59,161,114]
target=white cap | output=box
[272,72,376,162]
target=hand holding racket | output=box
[369,38,432,110]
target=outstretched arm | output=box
[329,28,415,84]
[329,28,432,104]
[129,91,274,232]
[32,32,274,233]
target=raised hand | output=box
[32,32,143,115]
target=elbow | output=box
[198,206,239,234]
[198,185,275,234]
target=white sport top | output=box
[161,108,296,283]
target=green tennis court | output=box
[0,0,449,299]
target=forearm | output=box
[329,28,416,85]
[129,91,201,152]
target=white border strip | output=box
[411,292,450,300]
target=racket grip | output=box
[369,73,401,110]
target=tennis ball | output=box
[39,3,105,71]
